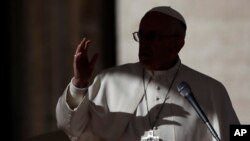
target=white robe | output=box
[56,61,239,141]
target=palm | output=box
[73,38,98,87]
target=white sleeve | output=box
[56,85,90,138]
[56,75,102,138]
[67,78,88,108]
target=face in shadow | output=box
[138,12,185,70]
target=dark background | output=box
[7,0,116,140]
[4,0,12,140]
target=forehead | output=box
[139,12,179,33]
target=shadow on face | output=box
[138,12,186,70]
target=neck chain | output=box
[142,63,180,130]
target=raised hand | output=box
[73,38,99,88]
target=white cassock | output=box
[56,60,240,141]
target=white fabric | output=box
[56,60,239,141]
[68,78,86,108]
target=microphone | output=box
[177,81,221,141]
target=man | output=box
[56,6,239,141]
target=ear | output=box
[175,37,185,53]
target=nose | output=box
[139,39,155,49]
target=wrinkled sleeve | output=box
[56,75,102,139]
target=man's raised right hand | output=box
[72,38,99,88]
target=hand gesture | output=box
[73,38,99,88]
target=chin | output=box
[139,60,155,70]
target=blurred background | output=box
[8,0,249,141]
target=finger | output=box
[73,52,82,67]
[89,53,99,68]
[83,39,91,55]
[74,52,82,59]
[73,52,81,77]
[75,38,87,54]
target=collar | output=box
[144,59,181,81]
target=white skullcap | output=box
[147,6,186,27]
